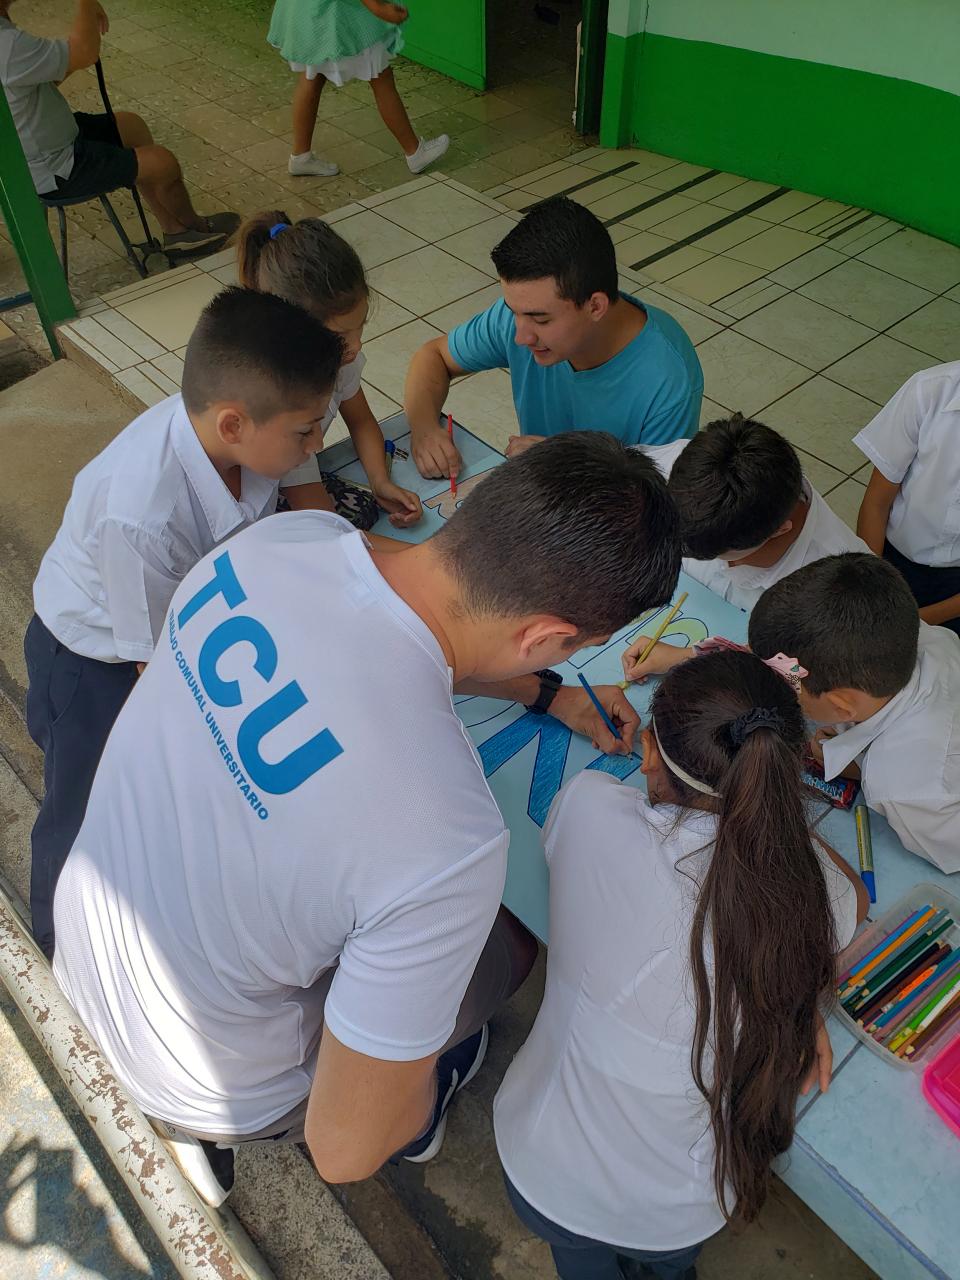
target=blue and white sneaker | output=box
[402,1024,489,1163]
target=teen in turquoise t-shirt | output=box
[404,196,703,480]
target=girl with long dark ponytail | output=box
[494,649,867,1279]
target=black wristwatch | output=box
[528,668,563,715]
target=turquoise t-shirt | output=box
[447,293,702,446]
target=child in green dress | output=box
[268,0,450,178]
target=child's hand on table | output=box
[621,640,693,684]
[550,684,640,755]
[799,1010,833,1096]
[373,478,423,528]
[506,435,545,459]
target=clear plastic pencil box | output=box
[833,882,960,1073]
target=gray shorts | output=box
[162,905,537,1145]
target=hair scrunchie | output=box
[269,222,289,239]
[729,706,783,747]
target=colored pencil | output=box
[617,592,689,690]
[869,948,960,1034]
[447,413,457,497]
[577,673,635,756]
[889,967,960,1054]
[903,997,960,1060]
[837,908,927,986]
[856,948,946,1028]
[854,797,876,903]
[843,920,951,1012]
[872,943,951,1015]
[838,906,937,996]
[850,939,949,1024]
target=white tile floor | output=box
[58,151,960,526]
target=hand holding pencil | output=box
[621,639,693,686]
[620,592,690,688]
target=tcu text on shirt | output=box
[168,548,344,819]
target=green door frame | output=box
[0,89,75,356]
[575,0,609,135]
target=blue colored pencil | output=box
[577,673,635,756]
[870,948,960,1033]
[837,906,930,988]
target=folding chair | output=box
[40,60,170,282]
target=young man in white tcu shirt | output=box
[52,432,681,1204]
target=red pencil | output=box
[447,412,457,496]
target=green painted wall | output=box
[601,31,960,246]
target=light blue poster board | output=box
[320,414,959,1280]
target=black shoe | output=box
[402,1024,489,1163]
[152,1119,236,1206]
[163,212,240,256]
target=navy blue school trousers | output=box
[24,614,138,958]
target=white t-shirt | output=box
[494,771,858,1251]
[853,360,960,567]
[53,512,508,1135]
[822,622,960,875]
[281,354,367,488]
[643,443,868,611]
[33,395,279,663]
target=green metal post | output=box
[0,87,75,356]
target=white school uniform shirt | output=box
[821,622,960,875]
[644,436,870,612]
[494,771,858,1251]
[33,394,279,664]
[852,360,960,567]
[52,512,508,1135]
[682,479,870,612]
[280,353,366,488]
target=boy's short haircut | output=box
[490,196,619,305]
[670,414,803,559]
[436,431,681,638]
[180,286,343,423]
[749,553,920,697]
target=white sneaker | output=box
[406,134,450,174]
[151,1119,237,1207]
[288,151,340,177]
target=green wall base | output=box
[604,32,960,247]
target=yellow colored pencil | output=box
[619,592,688,689]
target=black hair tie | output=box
[729,707,783,747]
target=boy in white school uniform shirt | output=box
[750,553,960,876]
[52,433,681,1205]
[25,287,342,958]
[622,416,868,682]
[854,360,960,636]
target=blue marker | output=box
[385,438,395,476]
[855,795,876,904]
[577,673,635,756]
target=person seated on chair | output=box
[0,0,238,255]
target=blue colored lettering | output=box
[198,616,278,708]
[177,551,247,628]
[237,681,343,794]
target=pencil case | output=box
[833,883,960,1072]
[923,1035,960,1138]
